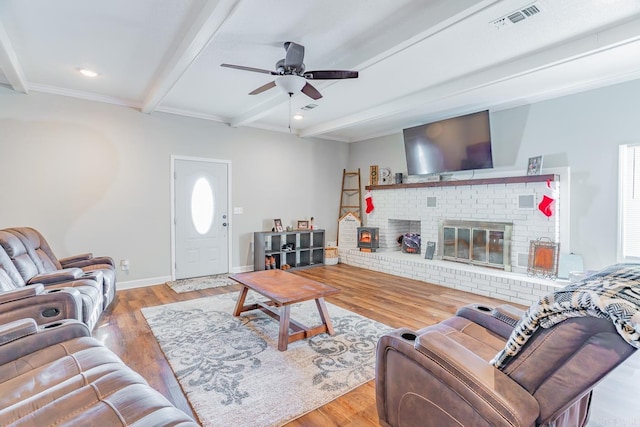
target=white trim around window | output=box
[618,144,640,262]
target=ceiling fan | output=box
[220,41,358,100]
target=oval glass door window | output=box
[191,177,215,235]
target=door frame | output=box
[170,155,232,281]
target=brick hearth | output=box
[338,248,563,306]
[338,174,565,305]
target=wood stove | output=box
[357,227,379,252]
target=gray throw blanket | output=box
[491,263,640,369]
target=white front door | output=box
[173,158,229,279]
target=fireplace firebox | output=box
[357,227,379,252]
[439,220,512,271]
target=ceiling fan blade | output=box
[304,70,359,80]
[284,42,305,69]
[301,82,322,100]
[249,80,277,95]
[221,63,276,75]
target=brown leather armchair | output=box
[2,227,116,309]
[376,302,636,427]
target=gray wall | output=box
[348,78,640,271]
[2,77,636,281]
[0,90,348,282]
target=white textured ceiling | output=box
[1,0,640,142]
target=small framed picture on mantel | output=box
[527,156,543,176]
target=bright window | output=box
[619,144,640,260]
[191,177,214,235]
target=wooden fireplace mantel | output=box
[365,174,558,191]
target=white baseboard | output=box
[117,275,171,290]
[116,267,254,291]
[232,265,254,273]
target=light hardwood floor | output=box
[92,263,639,426]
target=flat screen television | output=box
[403,110,493,176]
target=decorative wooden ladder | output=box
[339,169,362,220]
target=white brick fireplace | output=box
[339,174,566,305]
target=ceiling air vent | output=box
[491,3,542,29]
[507,11,526,24]
[301,103,319,111]
[521,4,541,17]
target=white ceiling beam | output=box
[299,19,640,139]
[141,0,242,114]
[227,0,501,128]
[0,19,28,93]
[230,95,293,128]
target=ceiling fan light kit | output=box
[221,41,358,100]
[275,75,306,95]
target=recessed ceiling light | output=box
[293,114,304,120]
[78,68,99,78]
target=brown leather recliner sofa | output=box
[0,317,198,426]
[376,264,639,427]
[1,227,116,309]
[0,231,105,330]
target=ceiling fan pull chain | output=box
[288,93,292,133]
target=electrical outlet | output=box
[120,259,129,271]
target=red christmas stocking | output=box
[538,179,556,217]
[538,195,554,217]
[365,191,374,214]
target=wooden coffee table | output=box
[230,270,341,351]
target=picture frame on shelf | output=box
[297,220,309,230]
[527,155,543,176]
[273,219,283,233]
[379,168,392,184]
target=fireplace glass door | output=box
[457,228,470,259]
[440,220,512,271]
[488,231,505,264]
[443,227,473,260]
[443,227,456,258]
[472,229,487,262]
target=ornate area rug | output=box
[166,274,236,293]
[141,291,392,427]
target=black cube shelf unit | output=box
[254,229,325,271]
